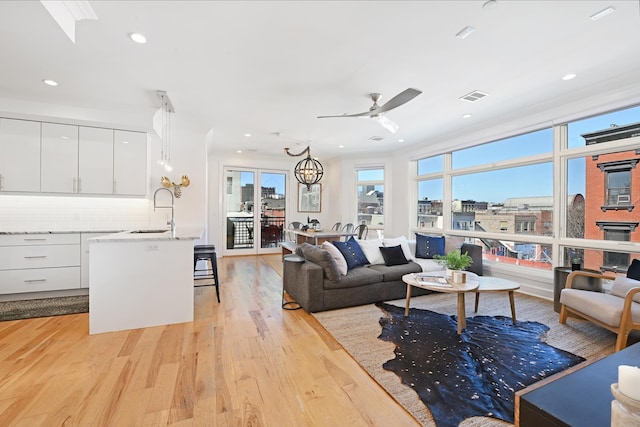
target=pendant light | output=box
[284,146,324,190]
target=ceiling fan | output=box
[317,88,422,134]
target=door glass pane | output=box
[260,172,286,248]
[225,170,254,249]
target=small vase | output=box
[571,263,581,271]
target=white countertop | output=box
[89,226,204,242]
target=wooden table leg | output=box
[509,290,517,325]
[457,292,466,334]
[404,284,412,316]
[474,291,480,313]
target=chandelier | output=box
[284,146,324,190]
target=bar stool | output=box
[193,244,220,302]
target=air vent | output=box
[459,90,489,102]
[369,136,384,141]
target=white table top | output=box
[403,272,480,293]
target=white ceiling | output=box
[1,0,640,160]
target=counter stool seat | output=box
[194,244,220,302]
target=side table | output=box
[282,254,304,310]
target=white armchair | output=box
[559,270,640,352]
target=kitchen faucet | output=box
[153,187,175,235]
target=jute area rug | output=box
[0,295,89,321]
[312,292,616,427]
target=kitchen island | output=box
[88,226,202,335]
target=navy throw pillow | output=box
[379,245,409,266]
[627,258,640,281]
[332,236,369,270]
[415,234,445,259]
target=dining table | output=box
[285,228,356,245]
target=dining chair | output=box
[355,224,368,240]
[331,222,342,231]
[341,223,354,233]
[288,221,303,242]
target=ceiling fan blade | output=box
[375,115,399,134]
[318,111,372,119]
[377,88,422,113]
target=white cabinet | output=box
[0,118,41,192]
[1,116,147,197]
[78,127,114,194]
[114,130,147,195]
[41,123,79,193]
[80,232,111,288]
[0,233,81,295]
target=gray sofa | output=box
[283,237,473,312]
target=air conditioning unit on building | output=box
[617,194,631,204]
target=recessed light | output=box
[236,150,243,153]
[455,26,475,40]
[338,145,344,148]
[121,140,129,144]
[590,6,615,21]
[562,73,577,81]
[60,136,69,139]
[128,33,147,44]
[244,133,251,137]
[462,114,472,119]
[42,79,58,86]
[398,139,405,143]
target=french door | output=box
[223,167,288,256]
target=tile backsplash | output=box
[0,195,159,232]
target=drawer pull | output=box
[24,279,47,283]
[24,255,47,259]
[24,238,47,241]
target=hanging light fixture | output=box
[155,90,174,172]
[284,146,324,190]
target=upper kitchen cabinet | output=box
[41,122,79,193]
[114,130,147,196]
[0,118,41,192]
[78,126,114,194]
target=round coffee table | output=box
[474,276,521,325]
[402,272,479,334]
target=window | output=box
[451,162,553,237]
[567,104,640,148]
[417,178,443,229]
[452,128,552,169]
[357,168,384,231]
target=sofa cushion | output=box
[357,239,385,265]
[412,257,445,273]
[321,241,348,276]
[383,236,413,261]
[560,288,640,326]
[627,258,640,281]
[415,234,445,259]
[369,261,422,282]
[299,242,341,282]
[611,276,640,303]
[332,237,369,270]
[324,265,384,290]
[460,243,483,276]
[380,245,409,266]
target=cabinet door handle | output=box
[24,255,47,259]
[0,173,4,190]
[24,279,47,283]
[73,177,77,193]
[24,238,47,242]
[77,177,82,193]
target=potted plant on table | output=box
[434,249,473,279]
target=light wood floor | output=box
[0,254,419,426]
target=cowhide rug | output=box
[376,302,585,427]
